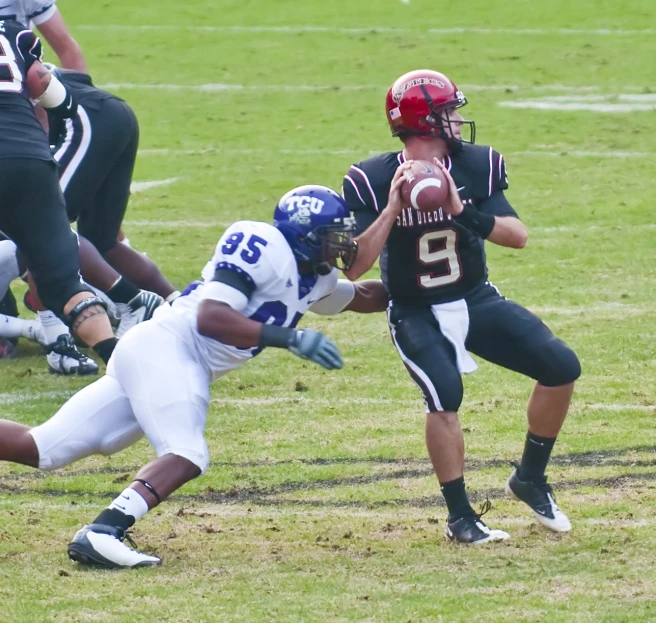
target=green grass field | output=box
[1,0,656,620]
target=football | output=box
[400,160,450,212]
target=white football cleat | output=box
[68,524,161,569]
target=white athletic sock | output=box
[108,488,149,521]
[0,313,41,340]
[37,310,70,344]
[0,240,19,299]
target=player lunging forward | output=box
[342,69,581,543]
[0,185,385,569]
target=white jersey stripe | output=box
[56,106,92,192]
[488,147,494,196]
[349,165,379,213]
[343,175,366,207]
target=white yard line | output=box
[136,146,656,159]
[0,390,74,405]
[531,303,652,316]
[101,83,379,92]
[101,82,653,95]
[130,177,180,193]
[122,218,656,235]
[77,24,655,36]
[138,147,371,157]
[513,150,654,158]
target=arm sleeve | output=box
[200,281,249,312]
[478,149,518,218]
[478,191,519,218]
[309,280,356,315]
[25,0,57,26]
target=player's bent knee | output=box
[32,437,94,472]
[538,339,581,387]
[64,295,108,331]
[165,448,209,476]
[433,389,463,414]
[37,279,89,319]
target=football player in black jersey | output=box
[0,19,117,365]
[44,63,178,305]
[342,69,581,544]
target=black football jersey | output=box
[0,19,51,161]
[343,143,518,305]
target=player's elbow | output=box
[343,260,366,281]
[343,268,361,282]
[509,221,528,249]
[515,229,528,249]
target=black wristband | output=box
[259,324,297,349]
[454,204,496,239]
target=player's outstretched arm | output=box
[309,280,388,315]
[197,300,342,370]
[344,163,411,281]
[344,280,389,313]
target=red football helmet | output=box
[385,69,475,146]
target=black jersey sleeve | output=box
[490,149,509,193]
[15,28,43,71]
[477,190,519,218]
[343,163,380,235]
[478,150,518,217]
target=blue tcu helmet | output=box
[273,185,358,275]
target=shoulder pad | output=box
[451,144,507,197]
[344,152,400,213]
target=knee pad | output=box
[37,279,89,318]
[63,295,108,329]
[538,338,582,387]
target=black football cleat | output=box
[506,463,571,532]
[68,524,161,569]
[46,334,99,376]
[445,513,510,544]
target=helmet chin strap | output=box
[313,262,332,276]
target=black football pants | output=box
[388,282,581,412]
[53,99,139,255]
[0,158,87,316]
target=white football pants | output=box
[30,320,212,473]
